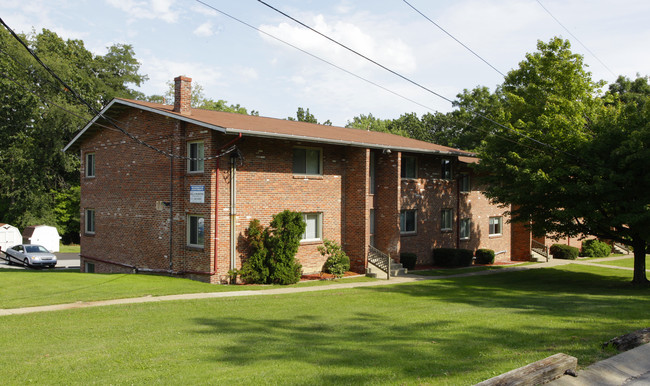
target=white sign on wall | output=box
[190,185,205,203]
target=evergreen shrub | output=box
[399,253,417,270]
[580,239,611,257]
[550,244,579,260]
[319,239,350,278]
[475,249,495,265]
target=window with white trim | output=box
[441,209,453,231]
[187,141,204,173]
[301,212,323,241]
[293,147,322,175]
[401,155,417,179]
[188,215,205,247]
[85,152,95,177]
[85,209,95,234]
[460,173,470,193]
[400,209,417,234]
[460,218,471,240]
[441,158,453,179]
[489,216,503,236]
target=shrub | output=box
[550,244,580,260]
[399,253,417,270]
[475,249,495,265]
[432,248,473,267]
[240,210,305,285]
[319,239,350,278]
[581,239,612,257]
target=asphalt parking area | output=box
[1,252,80,269]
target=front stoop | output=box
[366,259,408,279]
[530,249,552,262]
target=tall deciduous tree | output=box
[477,37,649,286]
[0,27,146,241]
[287,107,331,125]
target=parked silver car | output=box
[5,244,57,268]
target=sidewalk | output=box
[0,254,634,316]
[547,343,650,385]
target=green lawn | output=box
[591,255,650,269]
[0,269,375,309]
[58,243,81,253]
[1,264,648,385]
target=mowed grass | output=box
[591,255,650,269]
[412,263,535,276]
[0,269,375,309]
[1,264,649,385]
[58,244,80,253]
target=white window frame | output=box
[400,209,417,234]
[85,209,95,234]
[187,141,205,173]
[301,212,323,242]
[441,209,453,231]
[460,173,470,193]
[401,155,417,179]
[441,158,453,180]
[489,216,503,236]
[460,218,471,240]
[293,147,323,176]
[85,152,95,178]
[187,215,205,247]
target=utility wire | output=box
[256,0,581,160]
[402,0,506,77]
[193,0,437,112]
[0,17,237,162]
[535,0,616,77]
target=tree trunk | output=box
[632,236,649,287]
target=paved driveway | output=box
[1,252,79,269]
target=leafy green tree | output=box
[477,38,649,286]
[0,27,146,233]
[287,107,331,125]
[53,186,80,244]
[345,113,390,133]
[146,81,259,115]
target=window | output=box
[460,173,470,193]
[441,209,453,231]
[85,153,95,177]
[85,209,95,234]
[188,141,204,173]
[301,213,323,241]
[369,209,376,246]
[369,151,376,194]
[188,215,205,247]
[489,216,503,236]
[293,147,322,175]
[441,158,453,179]
[400,209,417,234]
[460,218,471,240]
[401,155,417,179]
[85,262,95,273]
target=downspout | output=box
[169,138,174,271]
[456,169,461,249]
[230,153,237,277]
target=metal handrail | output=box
[613,242,632,254]
[368,245,391,280]
[531,240,549,262]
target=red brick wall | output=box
[373,151,401,257]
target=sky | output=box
[2,0,650,127]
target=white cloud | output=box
[259,13,417,74]
[138,56,222,96]
[193,22,214,37]
[105,0,179,23]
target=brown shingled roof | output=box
[65,98,477,158]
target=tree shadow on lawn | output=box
[189,266,650,384]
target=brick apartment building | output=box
[65,76,515,283]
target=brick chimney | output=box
[173,76,192,115]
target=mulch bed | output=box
[300,271,360,281]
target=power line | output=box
[402,0,506,77]
[535,0,616,77]
[256,0,581,160]
[0,17,236,162]
[193,0,437,112]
